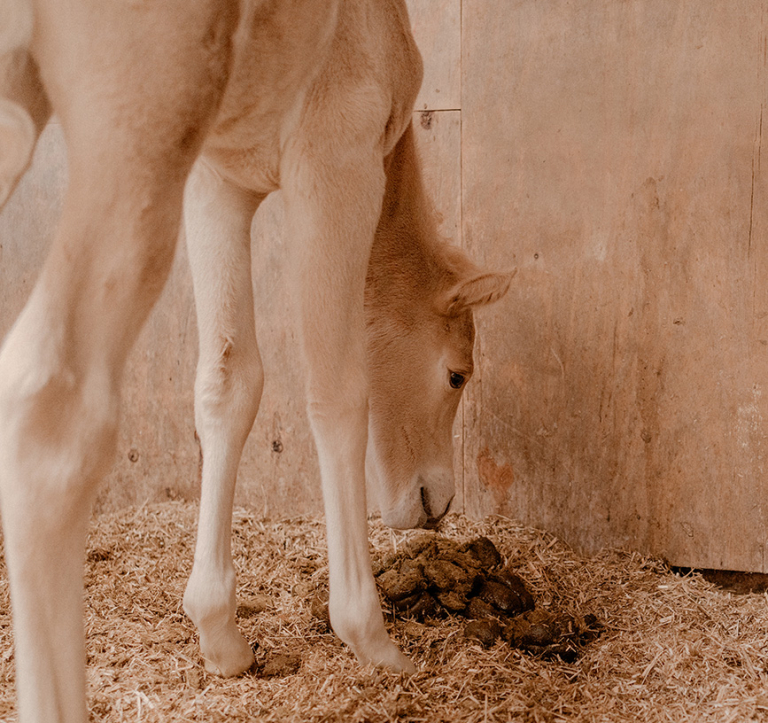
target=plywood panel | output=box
[414,110,462,247]
[412,110,464,508]
[406,0,461,111]
[0,122,65,335]
[230,192,322,517]
[462,0,768,570]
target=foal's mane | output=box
[367,121,473,309]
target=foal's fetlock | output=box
[330,602,416,674]
[183,573,254,677]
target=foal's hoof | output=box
[203,648,255,677]
[386,649,417,675]
[356,640,416,675]
[200,631,255,677]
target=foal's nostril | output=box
[420,486,430,517]
[420,487,453,529]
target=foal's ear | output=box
[439,268,517,316]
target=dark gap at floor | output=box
[673,568,768,595]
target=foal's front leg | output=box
[282,138,415,674]
[0,5,238,720]
[182,159,264,676]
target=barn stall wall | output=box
[1,1,766,572]
[461,0,768,572]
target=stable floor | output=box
[1,503,767,722]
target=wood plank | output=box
[462,0,768,570]
[406,0,461,111]
[413,110,461,248]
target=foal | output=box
[0,1,512,720]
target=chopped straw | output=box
[1,501,768,722]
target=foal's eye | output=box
[449,372,466,389]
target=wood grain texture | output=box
[412,109,465,509]
[462,0,768,570]
[406,0,461,111]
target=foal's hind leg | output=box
[182,159,264,676]
[0,4,238,721]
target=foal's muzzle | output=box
[420,486,453,529]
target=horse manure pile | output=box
[312,533,602,661]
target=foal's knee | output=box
[0,339,118,527]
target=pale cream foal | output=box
[0,1,512,721]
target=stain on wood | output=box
[476,447,515,514]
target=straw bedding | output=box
[1,501,768,722]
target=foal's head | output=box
[365,123,513,529]
[365,249,512,529]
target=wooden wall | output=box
[2,1,767,571]
[461,0,768,572]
